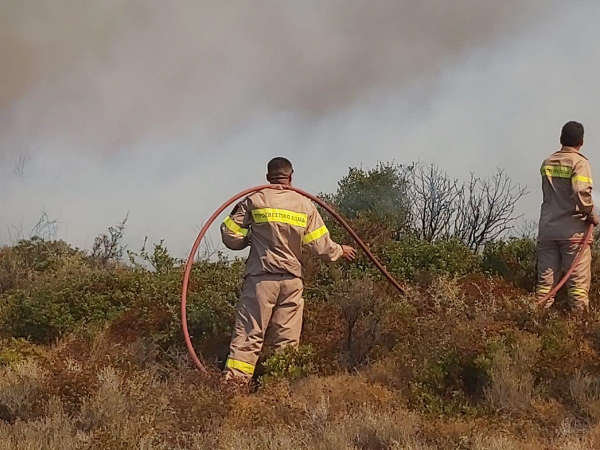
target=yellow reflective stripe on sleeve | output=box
[573,175,593,185]
[223,217,248,237]
[252,208,308,228]
[536,286,551,294]
[225,358,255,375]
[541,165,573,179]
[303,225,329,245]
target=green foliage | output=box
[263,345,316,380]
[380,236,479,281]
[0,338,46,366]
[324,162,412,235]
[409,349,481,416]
[128,238,180,274]
[0,238,88,294]
[481,237,537,290]
[1,270,137,343]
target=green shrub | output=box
[0,238,88,294]
[409,349,482,416]
[263,345,317,380]
[481,237,536,290]
[1,270,138,343]
[379,237,479,281]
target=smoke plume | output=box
[1,1,597,254]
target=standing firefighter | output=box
[220,157,357,380]
[537,121,598,311]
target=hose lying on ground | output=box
[536,223,595,308]
[181,184,405,373]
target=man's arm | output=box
[572,159,597,224]
[220,199,251,250]
[303,204,356,261]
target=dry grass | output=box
[484,333,540,414]
[0,337,598,449]
[570,371,600,423]
[4,248,600,449]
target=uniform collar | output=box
[560,146,579,153]
[560,146,587,160]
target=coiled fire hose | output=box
[181,184,405,373]
[535,223,595,308]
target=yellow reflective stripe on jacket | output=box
[541,165,573,179]
[223,216,248,237]
[252,208,308,228]
[573,175,593,185]
[303,225,329,245]
[225,358,255,375]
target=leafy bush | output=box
[0,239,88,294]
[324,162,412,234]
[409,349,481,416]
[379,236,480,281]
[1,270,137,343]
[263,345,317,380]
[481,237,536,290]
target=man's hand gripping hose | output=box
[181,184,405,373]
[536,223,595,308]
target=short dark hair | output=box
[560,121,584,147]
[267,157,293,179]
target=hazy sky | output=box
[1,1,599,256]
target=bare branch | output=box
[13,155,30,182]
[91,214,129,268]
[409,161,461,241]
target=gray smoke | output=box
[1,0,598,255]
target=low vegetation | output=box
[1,162,599,449]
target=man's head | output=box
[560,121,585,149]
[267,157,294,185]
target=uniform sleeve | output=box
[303,203,343,262]
[220,199,251,250]
[572,159,594,216]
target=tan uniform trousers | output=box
[536,240,591,310]
[224,273,304,379]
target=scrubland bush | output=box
[0,234,599,448]
[483,333,540,414]
[380,237,479,282]
[2,162,600,448]
[481,237,537,290]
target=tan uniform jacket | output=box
[220,185,343,278]
[538,146,594,241]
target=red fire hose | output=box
[536,224,595,308]
[181,184,405,373]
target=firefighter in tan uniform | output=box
[537,121,598,311]
[220,157,357,379]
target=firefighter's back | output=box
[245,187,313,278]
[539,149,590,241]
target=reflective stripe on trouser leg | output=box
[562,241,591,310]
[225,275,280,379]
[536,240,561,308]
[225,358,255,376]
[270,277,304,351]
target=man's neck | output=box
[269,178,291,186]
[561,146,581,152]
